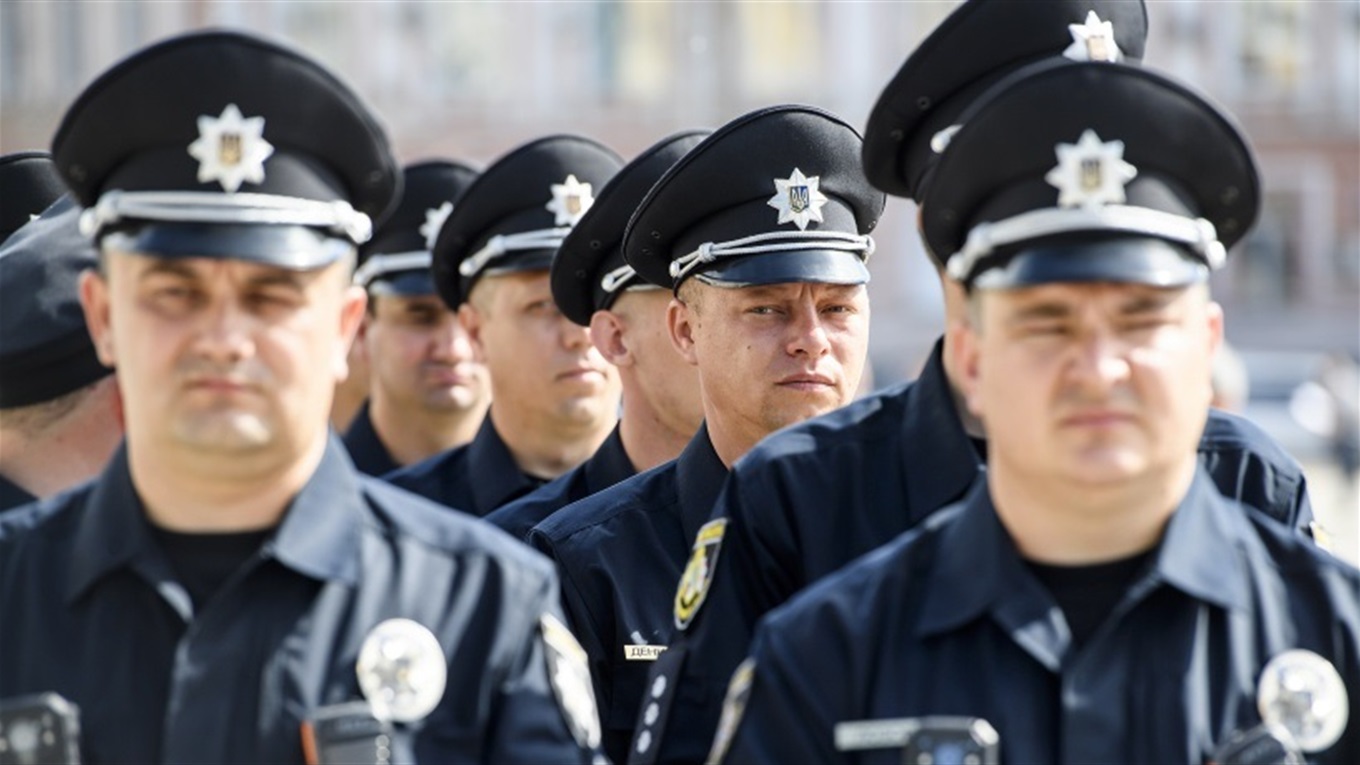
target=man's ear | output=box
[458,302,489,364]
[1205,299,1225,359]
[589,310,631,367]
[667,298,700,366]
[79,269,116,367]
[947,315,984,420]
[334,285,368,382]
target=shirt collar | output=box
[467,415,541,514]
[0,472,37,512]
[65,436,364,604]
[265,436,364,586]
[916,467,1254,668]
[340,400,401,476]
[1147,469,1252,612]
[675,423,730,545]
[67,443,151,603]
[900,338,984,516]
[581,424,636,494]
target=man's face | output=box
[361,293,489,414]
[955,281,1222,488]
[461,270,619,427]
[81,250,365,459]
[670,281,869,437]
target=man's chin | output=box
[171,415,275,453]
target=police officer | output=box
[528,105,883,765]
[0,31,603,764]
[385,136,624,516]
[708,57,1359,764]
[343,160,490,475]
[630,2,1316,762]
[484,131,709,540]
[0,172,121,511]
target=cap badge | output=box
[355,618,448,724]
[187,103,274,193]
[1044,129,1138,210]
[1064,11,1123,63]
[1257,649,1350,753]
[421,201,454,249]
[768,168,828,231]
[546,174,594,226]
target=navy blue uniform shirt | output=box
[340,400,402,477]
[529,425,728,765]
[384,415,543,516]
[0,438,602,764]
[486,425,636,541]
[0,473,35,513]
[715,472,1360,764]
[633,339,1316,764]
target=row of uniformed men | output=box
[1,0,1356,763]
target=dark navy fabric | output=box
[0,438,599,764]
[718,473,1360,764]
[529,426,728,765]
[0,473,35,514]
[383,414,541,517]
[485,425,636,541]
[634,338,1316,765]
[340,401,402,477]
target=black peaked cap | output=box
[551,130,711,326]
[921,61,1258,290]
[431,135,624,310]
[0,197,112,408]
[51,29,399,268]
[356,160,479,296]
[863,0,1147,206]
[623,105,885,291]
[1,152,69,243]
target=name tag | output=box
[833,718,921,751]
[624,644,669,661]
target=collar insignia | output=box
[421,201,454,249]
[1045,129,1138,210]
[187,103,274,193]
[546,174,594,226]
[1064,11,1123,63]
[768,167,829,231]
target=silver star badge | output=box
[546,174,594,226]
[186,104,274,193]
[768,168,828,231]
[1064,11,1122,62]
[421,201,454,249]
[356,618,448,724]
[1044,129,1138,210]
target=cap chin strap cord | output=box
[945,204,1226,284]
[599,263,640,294]
[352,250,431,287]
[458,227,572,278]
[80,190,373,244]
[668,230,876,284]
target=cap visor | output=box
[693,249,870,288]
[973,237,1208,291]
[367,270,436,296]
[101,222,353,270]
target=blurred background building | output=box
[3,0,1357,557]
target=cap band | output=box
[668,229,875,284]
[79,189,373,245]
[945,204,1226,283]
[353,249,431,287]
[458,226,572,278]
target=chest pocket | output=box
[606,657,656,732]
